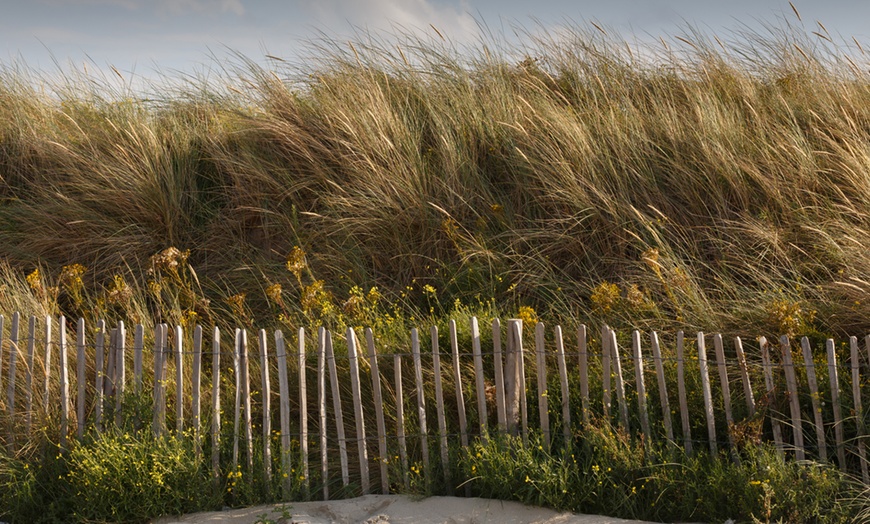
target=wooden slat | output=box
[115,322,126,428]
[191,325,202,456]
[6,312,19,427]
[713,334,736,454]
[232,328,241,471]
[106,328,116,409]
[826,339,846,468]
[697,332,717,454]
[650,331,674,442]
[492,319,506,433]
[633,330,651,443]
[275,330,292,495]
[800,337,826,462]
[366,328,389,494]
[760,337,784,459]
[134,324,144,394]
[211,327,221,479]
[259,329,272,486]
[0,315,5,399]
[535,322,550,450]
[610,329,629,431]
[449,320,468,447]
[411,328,430,486]
[470,317,488,441]
[42,316,52,419]
[24,316,35,434]
[555,325,571,446]
[578,324,589,426]
[734,336,755,416]
[516,320,528,445]
[299,328,309,494]
[394,353,409,491]
[325,330,349,488]
[175,325,184,436]
[347,327,369,494]
[850,336,868,483]
[59,317,69,449]
[95,319,105,433]
[504,320,519,436]
[153,323,167,437]
[779,335,805,461]
[431,326,450,491]
[240,329,253,473]
[317,327,329,500]
[676,331,692,455]
[76,319,87,439]
[601,325,612,422]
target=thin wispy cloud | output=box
[156,0,245,16]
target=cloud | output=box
[299,0,479,43]
[155,0,245,16]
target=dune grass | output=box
[1,16,870,523]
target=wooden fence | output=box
[1,312,869,499]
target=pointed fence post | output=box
[59,317,69,449]
[450,320,468,447]
[601,325,612,422]
[851,336,868,483]
[713,334,737,458]
[535,322,550,450]
[610,329,629,432]
[211,327,221,480]
[800,337,826,462]
[826,339,846,469]
[43,316,52,421]
[325,330,349,488]
[259,329,272,487]
[633,330,651,443]
[275,330,292,495]
[697,332,717,454]
[779,336,805,461]
[191,325,202,457]
[760,337,784,459]
[651,331,674,443]
[367,328,389,494]
[24,316,36,434]
[555,326,571,447]
[115,321,126,428]
[734,336,755,416]
[76,319,87,439]
[298,327,309,495]
[317,327,329,500]
[471,317,488,441]
[676,331,692,455]
[410,328,430,489]
[347,327,369,494]
[431,326,450,491]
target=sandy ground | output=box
[151,495,665,524]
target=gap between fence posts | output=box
[492,319,506,433]
[578,324,589,427]
[713,334,737,462]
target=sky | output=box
[3,0,870,90]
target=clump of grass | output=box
[463,429,852,523]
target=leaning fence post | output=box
[826,339,846,469]
[780,335,805,461]
[368,328,389,494]
[651,331,674,443]
[633,330,651,444]
[347,327,369,494]
[555,326,571,447]
[275,330,292,496]
[851,336,868,483]
[431,325,450,491]
[59,316,69,449]
[76,318,86,439]
[697,332,717,454]
[801,336,826,462]
[760,337,784,460]
[676,331,692,455]
[24,316,36,434]
[535,322,550,450]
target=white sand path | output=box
[152,494,674,524]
